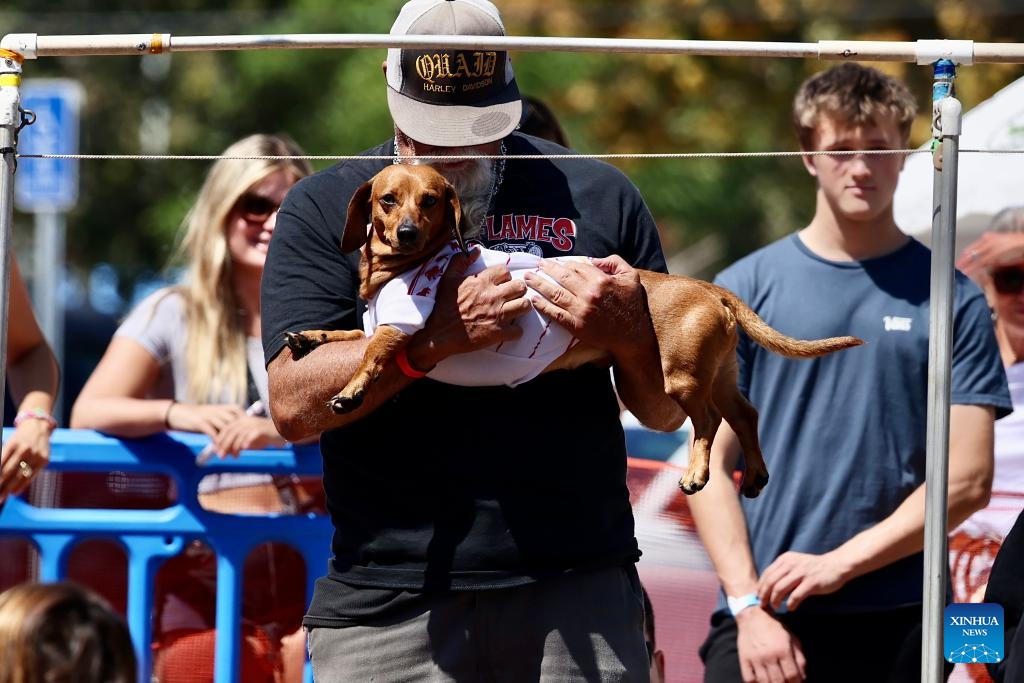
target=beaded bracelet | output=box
[13,408,57,430]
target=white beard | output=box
[430,157,494,240]
[400,133,496,241]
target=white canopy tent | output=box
[894,74,1024,253]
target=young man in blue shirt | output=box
[689,62,1012,683]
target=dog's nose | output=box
[396,220,419,246]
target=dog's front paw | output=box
[285,332,314,359]
[285,331,331,359]
[327,392,364,414]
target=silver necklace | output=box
[481,142,506,234]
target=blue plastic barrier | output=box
[1,425,696,682]
[0,428,331,683]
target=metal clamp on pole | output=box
[916,39,974,66]
[923,57,963,683]
[0,35,36,61]
[0,47,24,428]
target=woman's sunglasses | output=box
[235,193,280,223]
[992,266,1024,295]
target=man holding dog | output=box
[689,63,1012,682]
[262,0,679,680]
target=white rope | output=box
[12,148,1024,162]
[19,148,1024,162]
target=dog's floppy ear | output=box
[444,178,462,238]
[342,180,374,253]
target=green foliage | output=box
[4,0,1024,303]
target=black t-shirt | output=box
[262,133,667,624]
[985,510,1024,682]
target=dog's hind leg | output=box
[285,329,364,359]
[666,373,722,495]
[679,401,722,495]
[328,325,410,414]
[712,358,769,498]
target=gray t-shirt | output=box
[714,235,1011,614]
[117,288,269,406]
[116,288,272,490]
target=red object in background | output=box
[1,457,720,683]
[628,457,719,683]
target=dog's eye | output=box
[421,195,437,209]
[380,194,397,208]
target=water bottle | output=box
[932,59,956,102]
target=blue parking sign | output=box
[15,79,84,212]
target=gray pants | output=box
[308,566,650,682]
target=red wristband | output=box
[396,348,428,379]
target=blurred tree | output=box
[3,0,1024,305]
[506,0,1024,268]
[4,1,402,303]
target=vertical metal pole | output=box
[0,51,23,429]
[33,208,65,417]
[922,59,962,683]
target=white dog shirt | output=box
[362,243,581,387]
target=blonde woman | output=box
[72,133,310,456]
[71,133,315,683]
[0,256,59,504]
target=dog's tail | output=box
[715,285,864,358]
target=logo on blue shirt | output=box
[883,315,913,331]
[944,603,1003,664]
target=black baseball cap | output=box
[386,0,522,146]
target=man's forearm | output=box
[829,486,929,584]
[832,405,995,583]
[830,467,991,586]
[689,469,760,596]
[267,336,416,441]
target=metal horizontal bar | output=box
[3,32,1023,63]
[168,34,823,58]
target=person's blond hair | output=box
[793,62,918,150]
[171,133,312,404]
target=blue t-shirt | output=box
[714,234,1011,614]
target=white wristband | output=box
[727,593,761,617]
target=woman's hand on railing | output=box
[165,403,245,440]
[0,419,53,503]
[206,416,288,459]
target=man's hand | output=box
[757,551,850,612]
[735,607,807,683]
[410,249,533,368]
[524,254,685,430]
[523,254,648,359]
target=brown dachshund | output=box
[285,164,863,498]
